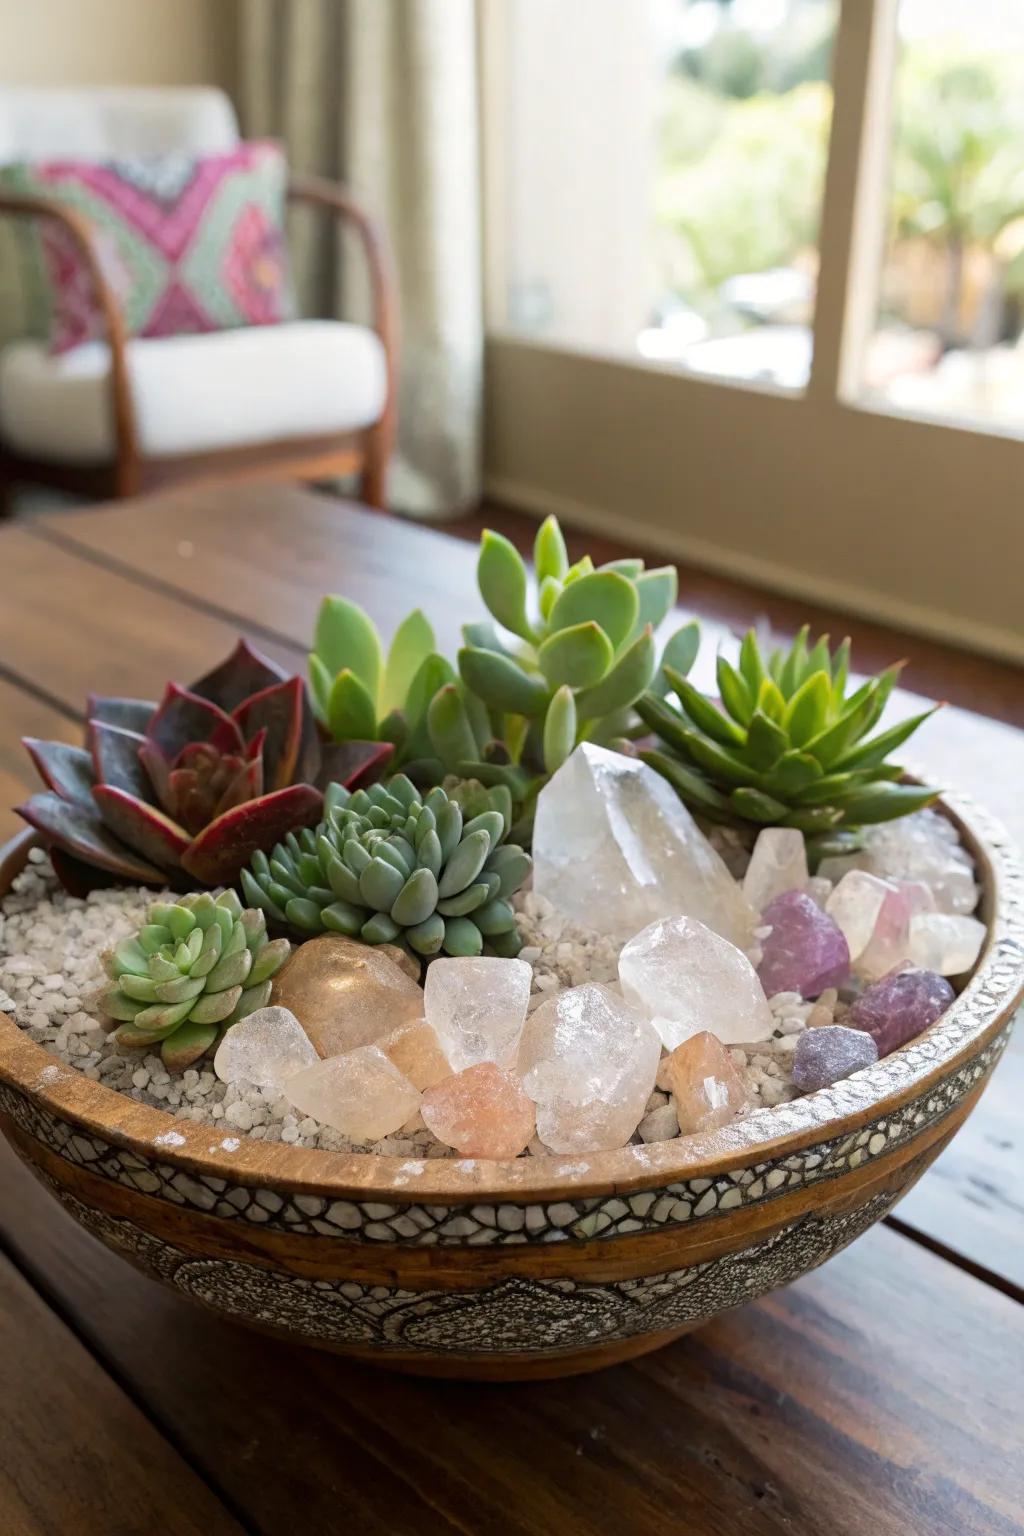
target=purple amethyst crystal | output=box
[757,890,850,999]
[792,1025,878,1091]
[849,966,955,1056]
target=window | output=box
[861,0,1024,432]
[489,0,839,388]
[480,0,1024,662]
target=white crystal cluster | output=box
[0,752,985,1161]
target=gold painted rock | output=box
[271,935,423,1058]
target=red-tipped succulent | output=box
[19,641,392,892]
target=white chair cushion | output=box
[0,88,239,161]
[0,320,387,463]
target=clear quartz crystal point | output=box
[518,982,660,1152]
[618,915,773,1050]
[213,1006,318,1091]
[532,744,758,949]
[423,956,532,1072]
[742,828,808,915]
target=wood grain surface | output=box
[0,1237,242,1536]
[0,1139,1019,1536]
[0,482,1021,1533]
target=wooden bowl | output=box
[1,791,1021,1381]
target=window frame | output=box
[479,0,1024,663]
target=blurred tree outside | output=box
[651,3,1024,374]
[886,43,1024,349]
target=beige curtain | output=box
[239,0,483,516]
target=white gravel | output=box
[1,852,829,1158]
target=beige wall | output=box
[0,0,238,94]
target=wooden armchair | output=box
[0,89,397,511]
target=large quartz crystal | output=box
[818,809,978,916]
[271,935,423,1058]
[519,982,660,1152]
[213,1006,318,1091]
[284,1044,421,1141]
[849,966,955,1056]
[742,828,808,916]
[757,891,850,998]
[618,916,773,1051]
[791,1024,878,1091]
[907,913,986,976]
[661,1030,750,1134]
[421,1063,535,1157]
[423,956,531,1072]
[532,744,757,949]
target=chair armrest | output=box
[0,191,139,484]
[286,175,398,437]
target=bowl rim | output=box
[1,784,1022,1205]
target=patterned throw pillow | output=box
[0,140,294,352]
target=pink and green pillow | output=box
[0,139,294,353]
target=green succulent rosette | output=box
[101,889,291,1071]
[241,775,531,959]
[636,625,939,849]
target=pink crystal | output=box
[791,1025,878,1091]
[849,966,955,1056]
[661,1030,750,1134]
[758,890,850,999]
[421,1063,535,1157]
[856,880,935,981]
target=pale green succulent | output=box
[101,889,291,1071]
[424,515,699,836]
[308,596,456,775]
[241,775,531,959]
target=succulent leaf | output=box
[548,571,638,651]
[381,609,436,714]
[458,647,550,716]
[543,685,577,774]
[536,622,613,690]
[314,596,383,700]
[575,626,656,720]
[478,529,535,642]
[534,514,569,585]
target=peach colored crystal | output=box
[380,1019,452,1090]
[271,934,423,1057]
[421,1063,535,1158]
[284,1045,421,1141]
[662,1030,750,1135]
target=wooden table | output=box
[0,484,1020,1536]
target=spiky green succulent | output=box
[427,515,700,839]
[101,890,291,1071]
[240,774,531,958]
[636,626,939,847]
